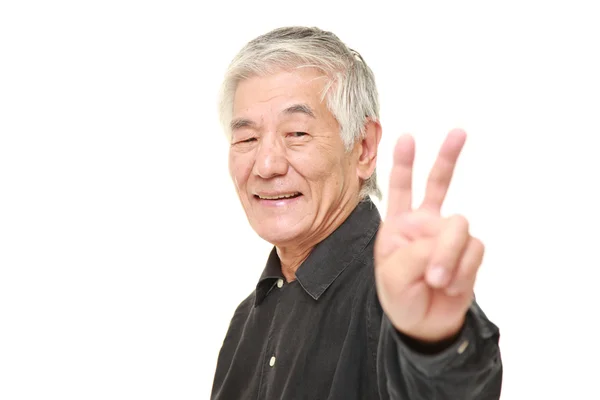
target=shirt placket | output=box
[257,278,286,399]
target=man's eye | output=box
[290,132,308,138]
[239,137,257,143]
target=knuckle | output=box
[453,267,475,285]
[471,236,485,257]
[450,214,469,232]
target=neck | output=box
[276,195,361,282]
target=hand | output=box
[374,129,484,343]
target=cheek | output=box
[229,154,252,193]
[289,147,346,183]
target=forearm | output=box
[378,301,502,399]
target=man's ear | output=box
[356,118,382,180]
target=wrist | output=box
[394,316,466,355]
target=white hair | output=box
[218,26,381,200]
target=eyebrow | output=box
[230,103,316,132]
[281,103,316,119]
[229,118,257,132]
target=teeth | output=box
[259,193,300,200]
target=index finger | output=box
[420,129,467,212]
[386,133,415,218]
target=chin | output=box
[251,216,308,246]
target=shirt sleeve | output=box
[377,300,503,399]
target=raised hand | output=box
[374,129,484,343]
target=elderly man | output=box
[210,26,502,399]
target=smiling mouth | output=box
[255,192,302,200]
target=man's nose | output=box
[253,136,289,179]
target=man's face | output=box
[228,68,362,246]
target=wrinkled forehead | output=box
[232,68,332,118]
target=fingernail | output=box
[427,265,449,287]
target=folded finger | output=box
[445,236,485,296]
[425,215,470,288]
[376,238,433,296]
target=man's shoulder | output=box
[233,288,256,316]
[220,288,256,338]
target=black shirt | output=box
[211,199,502,399]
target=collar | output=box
[254,198,381,306]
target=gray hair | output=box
[218,26,381,200]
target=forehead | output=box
[232,68,331,119]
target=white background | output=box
[1,1,598,399]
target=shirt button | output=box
[276,279,284,288]
[457,340,469,354]
[269,356,276,367]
